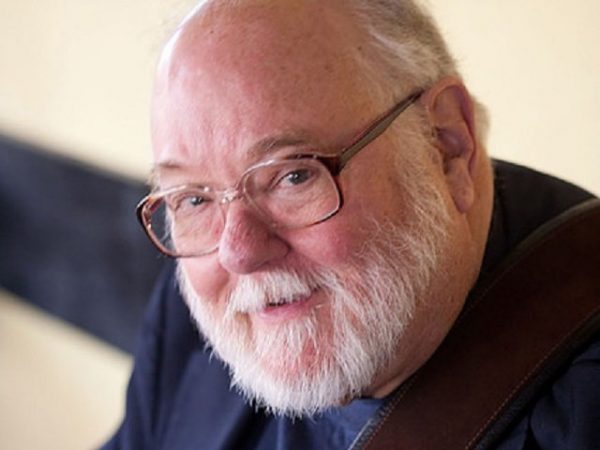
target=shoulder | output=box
[479,163,600,448]
[532,337,600,446]
[131,263,221,436]
[481,160,596,273]
[139,262,222,403]
[498,337,600,449]
[104,263,248,448]
[492,160,595,245]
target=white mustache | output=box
[225,270,323,317]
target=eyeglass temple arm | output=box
[338,90,424,169]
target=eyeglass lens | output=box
[146,158,341,256]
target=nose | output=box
[217,200,289,274]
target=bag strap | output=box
[358,198,600,450]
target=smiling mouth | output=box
[266,293,309,308]
[255,288,324,321]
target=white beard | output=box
[177,155,451,418]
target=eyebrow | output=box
[248,131,316,159]
[151,130,319,186]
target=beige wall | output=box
[0,0,598,193]
[429,0,600,194]
[0,0,193,178]
[0,290,132,450]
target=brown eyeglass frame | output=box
[137,89,424,258]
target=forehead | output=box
[167,0,368,82]
[151,0,379,185]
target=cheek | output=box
[180,257,231,304]
[286,181,402,268]
[286,213,371,268]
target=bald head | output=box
[155,0,384,109]
[153,0,467,124]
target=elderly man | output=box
[104,0,600,448]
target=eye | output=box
[274,164,321,190]
[183,195,205,208]
[244,160,323,198]
[167,190,211,213]
[279,168,313,186]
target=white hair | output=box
[341,0,489,145]
[348,1,458,91]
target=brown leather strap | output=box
[359,199,600,450]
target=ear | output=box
[422,77,478,213]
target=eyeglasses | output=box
[137,89,423,258]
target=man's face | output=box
[151,1,461,416]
